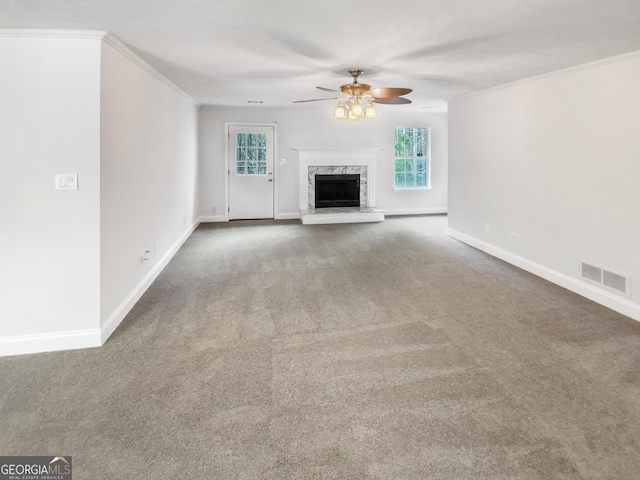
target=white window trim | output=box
[394,127,431,190]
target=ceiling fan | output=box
[294,69,412,120]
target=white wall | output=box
[198,107,448,218]
[0,31,199,356]
[448,51,640,320]
[100,38,199,334]
[0,34,102,348]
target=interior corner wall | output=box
[198,106,447,218]
[99,41,199,335]
[448,51,640,320]
[0,35,102,351]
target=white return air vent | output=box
[581,262,631,297]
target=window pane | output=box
[258,148,266,161]
[257,134,266,148]
[395,130,409,156]
[248,134,257,147]
[258,165,266,175]
[405,158,414,172]
[247,148,256,161]
[395,127,430,188]
[237,133,246,146]
[236,162,246,175]
[237,148,246,161]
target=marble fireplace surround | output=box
[293,147,380,210]
[309,166,367,208]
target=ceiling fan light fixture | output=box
[294,69,411,121]
[364,103,377,119]
[350,100,364,117]
[333,103,347,119]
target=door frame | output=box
[224,122,278,221]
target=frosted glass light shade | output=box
[333,104,347,119]
[364,104,377,119]
[347,109,359,121]
[350,101,364,117]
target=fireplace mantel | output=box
[293,147,380,210]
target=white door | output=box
[228,125,274,220]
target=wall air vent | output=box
[603,270,628,294]
[581,263,602,283]
[581,262,631,297]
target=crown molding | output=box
[0,29,199,106]
[0,29,107,39]
[452,48,640,104]
[101,33,199,106]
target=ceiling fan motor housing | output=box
[340,83,371,95]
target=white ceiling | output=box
[3,0,640,111]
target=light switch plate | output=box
[55,174,78,191]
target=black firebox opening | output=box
[315,174,360,208]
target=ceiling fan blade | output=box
[372,97,412,105]
[293,97,341,103]
[316,86,343,94]
[367,87,412,98]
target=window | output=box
[236,132,267,175]
[394,127,430,189]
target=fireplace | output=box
[315,174,360,208]
[294,147,380,210]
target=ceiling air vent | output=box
[581,262,631,296]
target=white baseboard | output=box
[0,221,201,358]
[100,220,200,344]
[275,212,300,220]
[0,329,101,358]
[199,214,226,223]
[447,227,640,322]
[201,213,300,221]
[384,207,447,216]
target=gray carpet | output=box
[2,215,640,479]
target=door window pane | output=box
[236,132,268,176]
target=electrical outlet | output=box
[55,174,78,191]
[510,232,520,244]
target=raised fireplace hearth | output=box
[315,174,360,208]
